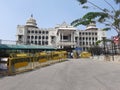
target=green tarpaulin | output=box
[0,44,56,50]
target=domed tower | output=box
[17,14,38,45]
[25,14,38,28]
[86,21,97,30]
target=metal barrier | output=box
[0,51,67,75]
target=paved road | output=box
[1,58,120,90]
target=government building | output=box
[16,15,106,51]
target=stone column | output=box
[73,32,75,43]
[71,32,72,42]
[61,32,64,48]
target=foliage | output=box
[96,39,113,45]
[88,46,103,55]
[71,0,120,33]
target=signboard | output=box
[113,36,119,44]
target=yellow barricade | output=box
[6,51,68,75]
[14,62,28,69]
[35,52,47,63]
[80,52,91,58]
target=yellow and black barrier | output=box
[8,53,32,75]
[80,52,91,58]
[1,51,67,75]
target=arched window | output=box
[31,36,34,39]
[32,31,34,33]
[46,31,48,34]
[35,36,37,39]
[42,31,45,34]
[39,31,41,34]
[35,31,38,34]
[46,36,48,39]
[42,36,44,39]
[39,36,41,39]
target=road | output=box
[1,58,120,90]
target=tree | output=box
[71,0,120,35]
[96,38,116,55]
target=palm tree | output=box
[71,0,120,35]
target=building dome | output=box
[26,14,37,27]
[86,21,97,30]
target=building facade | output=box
[17,16,106,51]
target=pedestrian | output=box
[71,52,73,58]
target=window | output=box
[95,32,97,35]
[39,36,41,39]
[27,36,30,39]
[45,41,48,45]
[63,36,68,39]
[31,41,33,43]
[95,37,97,41]
[79,37,81,40]
[35,41,37,44]
[42,36,44,39]
[35,36,37,39]
[27,30,30,33]
[83,37,84,40]
[75,37,78,41]
[31,31,34,33]
[42,31,45,34]
[39,31,41,34]
[46,31,48,34]
[51,36,54,39]
[42,41,44,45]
[79,32,81,35]
[86,42,88,45]
[31,36,34,39]
[46,36,48,39]
[35,31,38,34]
[89,37,91,40]
[39,41,41,45]
[18,35,22,39]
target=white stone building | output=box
[17,16,106,51]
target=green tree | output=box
[96,38,115,55]
[71,0,120,35]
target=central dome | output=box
[26,15,37,27]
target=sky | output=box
[0,0,118,41]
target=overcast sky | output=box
[0,0,117,40]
